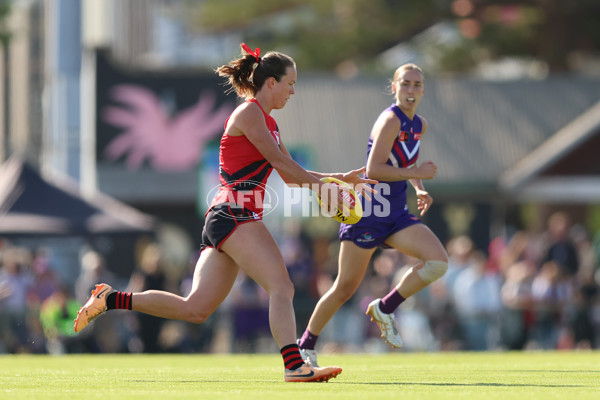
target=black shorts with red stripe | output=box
[200,203,259,252]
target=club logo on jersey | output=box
[400,130,422,141]
[357,232,374,243]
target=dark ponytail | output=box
[216,44,295,99]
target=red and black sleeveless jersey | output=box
[209,99,280,217]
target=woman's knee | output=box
[331,280,360,303]
[267,278,295,300]
[417,259,449,283]
[421,246,449,265]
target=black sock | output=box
[280,343,305,370]
[106,291,132,310]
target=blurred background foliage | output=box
[187,0,600,75]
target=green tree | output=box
[194,0,600,74]
[458,0,600,73]
[195,0,444,70]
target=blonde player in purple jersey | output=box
[298,64,448,366]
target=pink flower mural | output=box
[102,84,234,171]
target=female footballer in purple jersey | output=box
[298,64,449,366]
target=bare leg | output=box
[384,224,448,297]
[393,262,428,298]
[306,241,375,335]
[220,221,297,348]
[132,248,239,323]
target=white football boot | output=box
[297,340,320,367]
[365,298,404,348]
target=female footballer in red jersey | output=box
[74,43,375,382]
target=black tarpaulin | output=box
[0,156,155,237]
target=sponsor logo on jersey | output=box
[357,232,374,243]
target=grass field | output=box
[1,351,599,400]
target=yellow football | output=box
[317,177,363,224]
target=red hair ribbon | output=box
[241,43,261,62]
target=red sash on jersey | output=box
[209,99,279,216]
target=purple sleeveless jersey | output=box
[339,104,423,249]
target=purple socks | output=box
[378,289,405,314]
[298,329,319,350]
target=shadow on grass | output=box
[342,382,587,388]
[512,370,600,373]
[132,380,587,388]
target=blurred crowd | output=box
[1,211,599,355]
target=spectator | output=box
[0,247,34,353]
[126,243,168,353]
[452,251,503,350]
[499,260,535,349]
[530,260,572,349]
[444,236,476,294]
[570,224,597,285]
[74,249,124,353]
[29,247,60,304]
[75,250,120,304]
[40,286,83,354]
[498,231,537,274]
[426,236,475,350]
[565,282,597,349]
[542,212,579,278]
